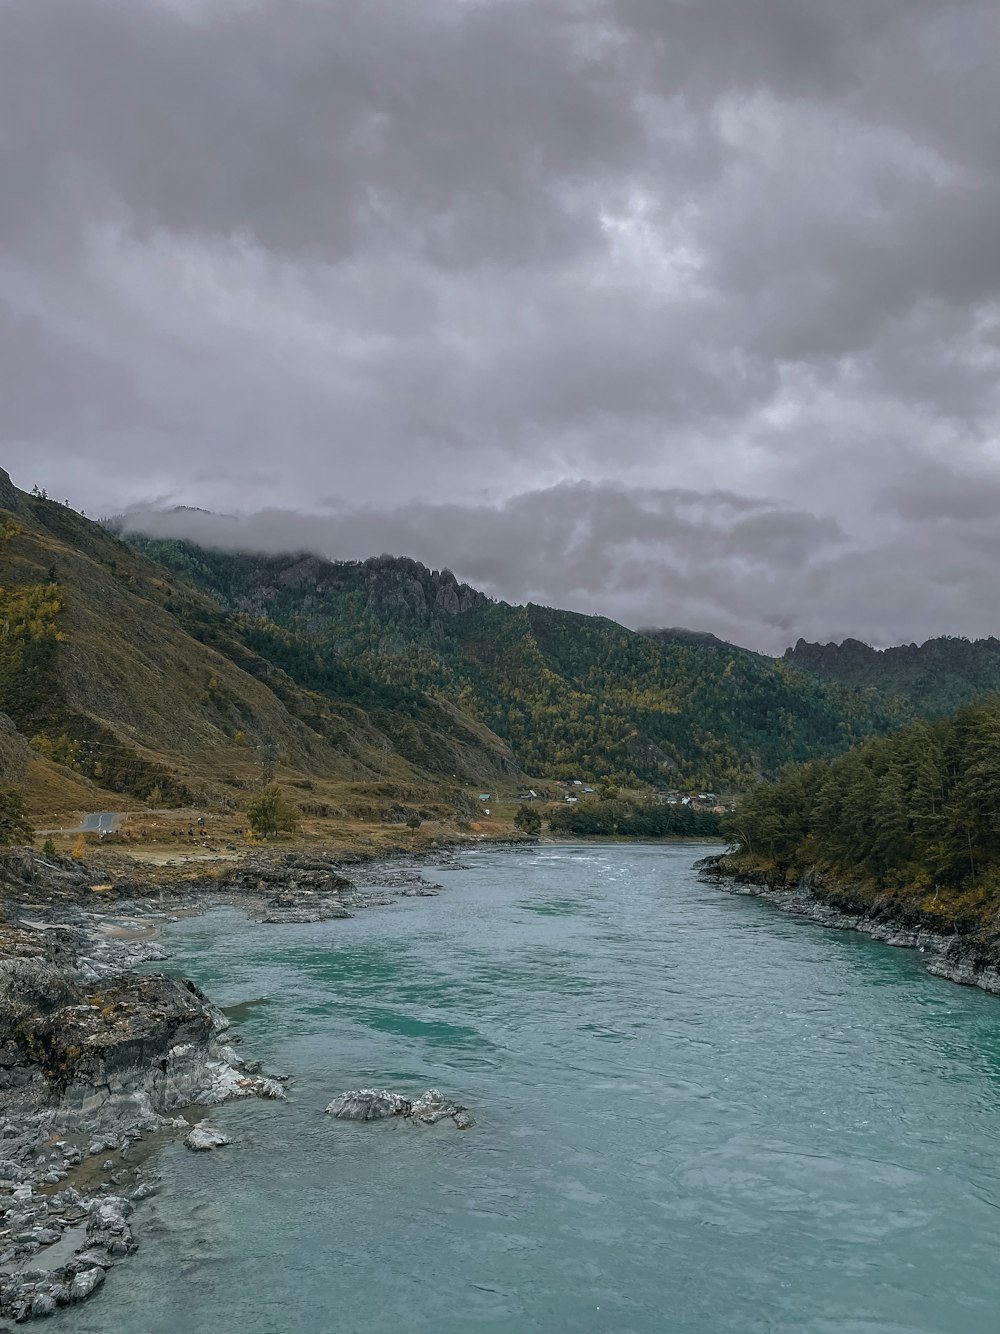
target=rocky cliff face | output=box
[2,965,281,1130]
[200,550,491,629]
[783,636,878,672]
[0,468,22,514]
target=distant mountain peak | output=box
[783,637,879,667]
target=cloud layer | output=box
[5,0,1000,649]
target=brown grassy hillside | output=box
[0,470,518,815]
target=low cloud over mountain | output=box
[117,477,999,653]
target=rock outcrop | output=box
[223,851,355,923]
[324,1087,474,1129]
[219,853,445,922]
[325,1088,410,1121]
[1,962,284,1135]
[0,901,283,1323]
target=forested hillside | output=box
[726,697,1000,898]
[123,535,910,790]
[8,467,977,815]
[783,635,1000,716]
[0,471,519,814]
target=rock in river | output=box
[324,1088,410,1121]
[184,1125,232,1152]
[324,1087,474,1129]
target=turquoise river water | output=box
[70,843,1000,1333]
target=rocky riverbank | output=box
[0,842,477,1324]
[697,854,1000,995]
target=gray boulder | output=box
[410,1088,476,1128]
[324,1087,475,1128]
[69,1267,105,1303]
[184,1125,232,1152]
[86,1196,137,1258]
[324,1089,411,1121]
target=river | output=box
[69,843,1000,1333]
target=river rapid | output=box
[69,843,1000,1333]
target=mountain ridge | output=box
[783,634,1000,716]
[9,473,988,819]
[120,529,910,790]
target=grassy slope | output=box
[25,756,99,822]
[0,472,519,822]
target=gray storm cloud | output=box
[4,0,1000,651]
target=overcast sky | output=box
[5,0,1000,652]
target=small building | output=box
[478,793,491,802]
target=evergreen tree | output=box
[513,804,542,836]
[246,785,299,839]
[725,695,1000,897]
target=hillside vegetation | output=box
[783,635,1000,717]
[7,465,974,835]
[726,696,1000,912]
[0,471,518,820]
[549,798,720,839]
[123,535,909,790]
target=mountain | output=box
[783,635,1000,717]
[120,532,910,790]
[4,468,948,816]
[0,471,519,818]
